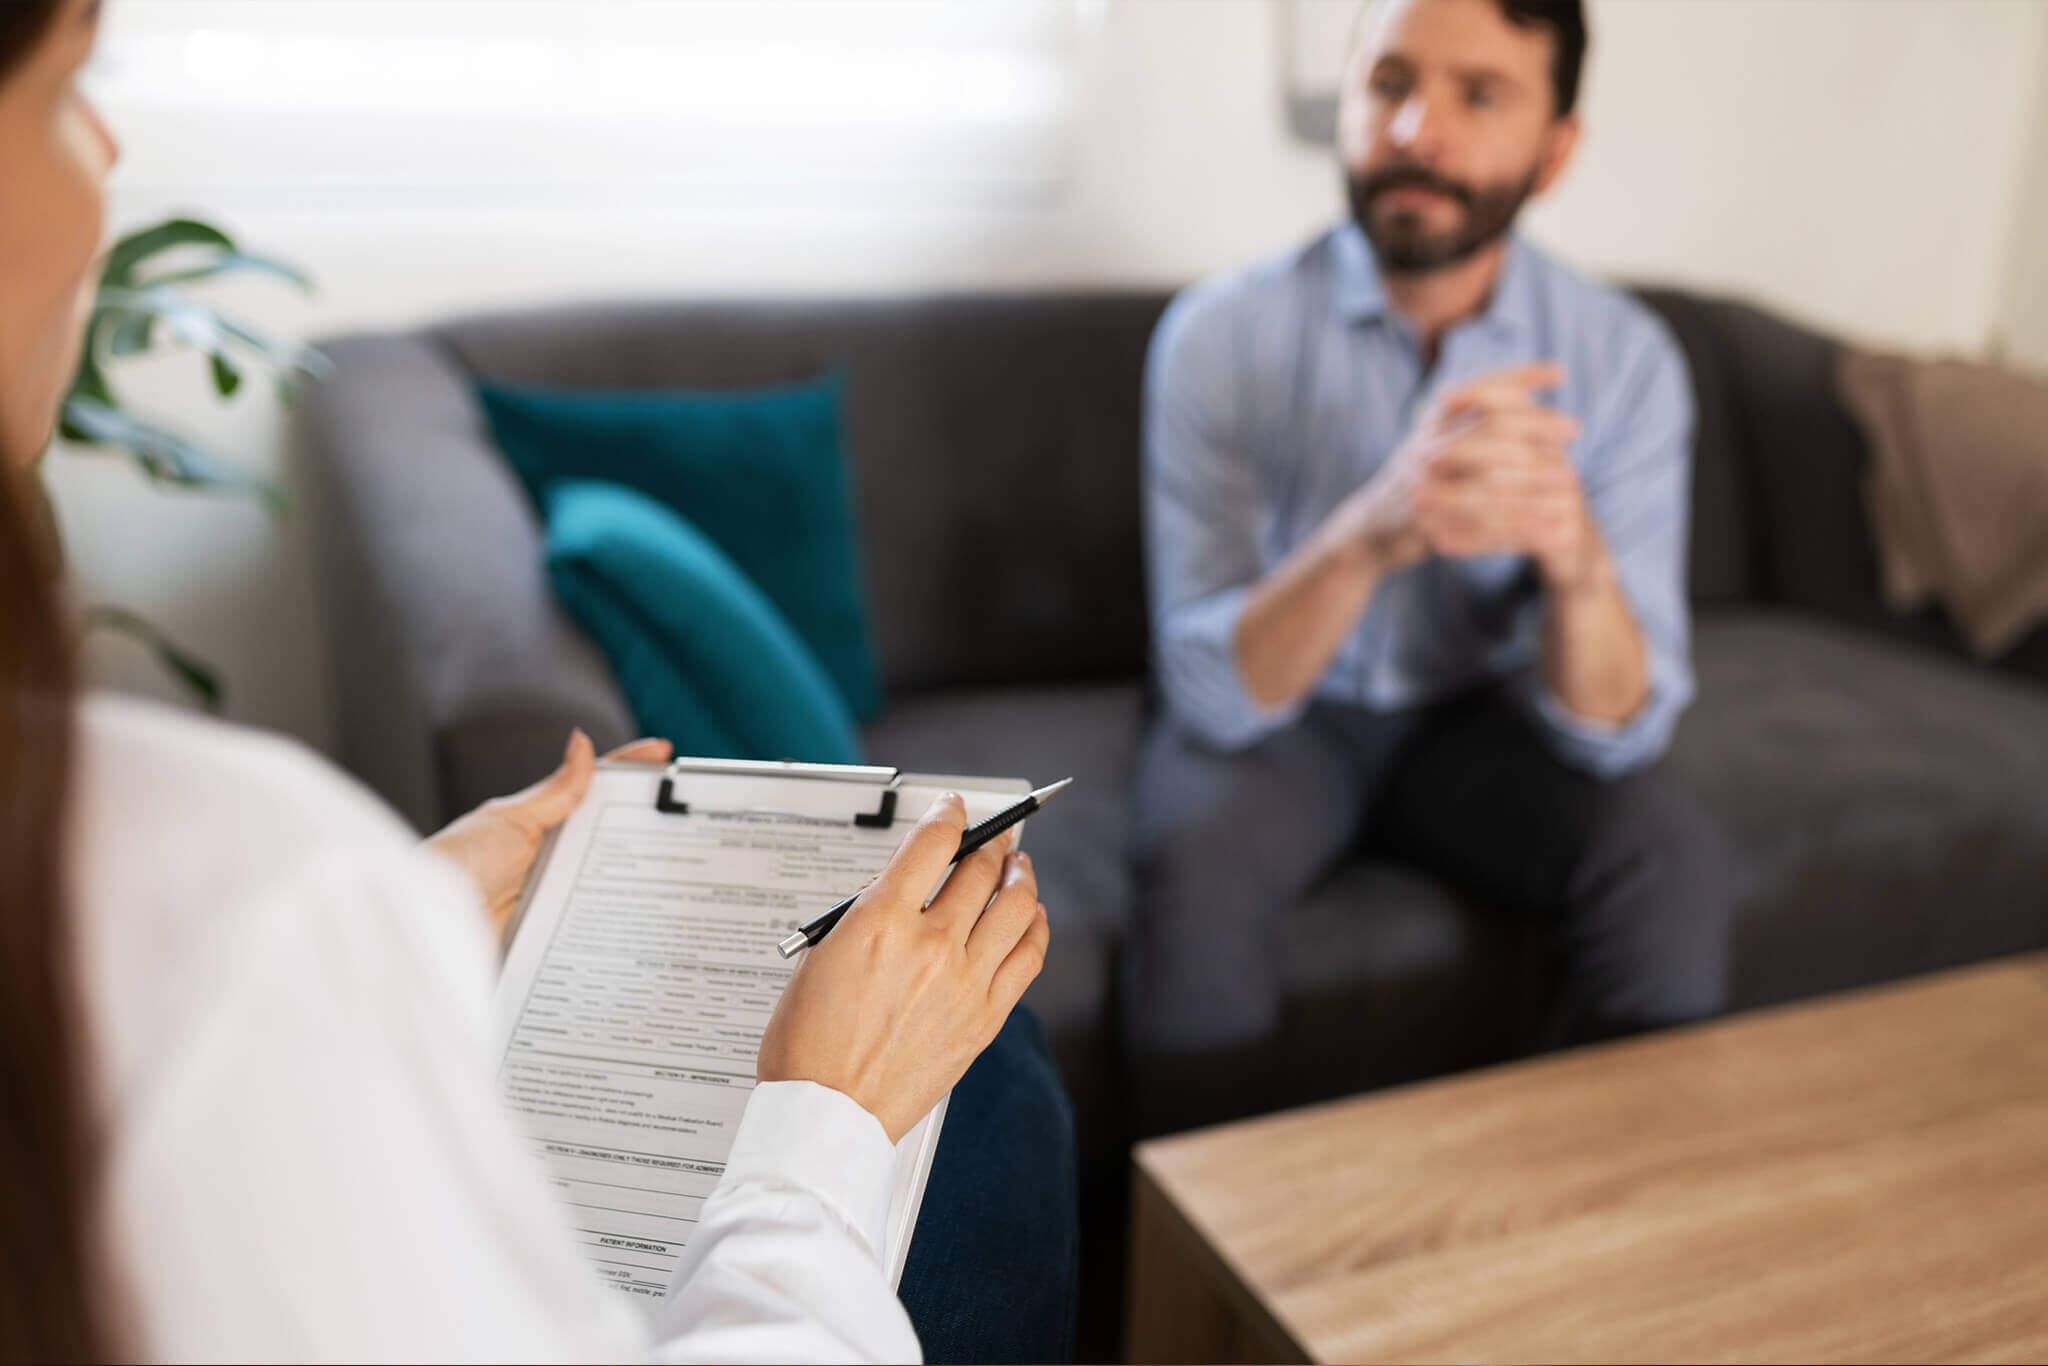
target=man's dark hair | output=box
[1494,0,1588,118]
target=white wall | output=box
[1997,8,2048,372]
[1528,0,2048,355]
[47,0,2048,757]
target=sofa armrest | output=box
[293,332,634,831]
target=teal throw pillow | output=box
[478,372,880,719]
[543,480,863,766]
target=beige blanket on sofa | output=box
[1836,348,2048,658]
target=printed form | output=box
[490,766,1022,1309]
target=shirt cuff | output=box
[716,1080,898,1263]
[1525,677,1677,779]
[1161,585,1307,750]
[1530,683,1630,742]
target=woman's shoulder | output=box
[67,695,487,1100]
[67,693,470,959]
[74,692,420,861]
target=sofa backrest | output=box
[1638,289,2048,688]
[432,295,1169,696]
[1636,288,1867,613]
[428,287,1804,702]
[1631,290,1766,607]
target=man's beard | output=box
[1347,160,1540,275]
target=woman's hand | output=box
[425,730,673,942]
[756,794,1050,1143]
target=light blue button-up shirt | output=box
[1144,223,1696,778]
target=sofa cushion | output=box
[860,682,1145,948]
[296,333,638,831]
[1205,608,2048,1117]
[477,373,882,719]
[543,481,864,764]
[1669,610,2048,1008]
[1280,862,1496,997]
[1269,860,1555,1102]
[434,295,1169,696]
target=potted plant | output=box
[47,214,324,707]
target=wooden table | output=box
[1128,954,2048,1363]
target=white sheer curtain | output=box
[89,1,1100,213]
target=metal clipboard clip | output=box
[653,757,905,829]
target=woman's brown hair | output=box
[0,3,102,1360]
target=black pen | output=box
[776,779,1074,958]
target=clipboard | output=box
[490,755,1029,1307]
[503,758,1029,947]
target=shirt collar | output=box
[1332,219,1537,342]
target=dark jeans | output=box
[898,1007,1077,1364]
[1125,688,1733,1062]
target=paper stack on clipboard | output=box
[490,757,1029,1309]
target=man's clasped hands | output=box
[1335,360,1608,594]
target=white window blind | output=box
[90,0,1100,213]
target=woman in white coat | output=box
[0,1,1065,1359]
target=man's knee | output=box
[1131,718,1354,897]
[1567,774,1734,1025]
[1126,720,1356,1053]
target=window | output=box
[90,1,1102,213]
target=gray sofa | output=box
[296,287,2048,1344]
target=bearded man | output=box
[1126,0,1732,1130]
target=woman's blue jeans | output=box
[898,1007,1078,1363]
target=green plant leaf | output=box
[70,346,112,400]
[62,216,327,457]
[57,362,115,444]
[211,306,330,381]
[142,249,315,294]
[96,283,233,353]
[67,307,118,409]
[107,308,156,357]
[58,395,290,513]
[45,214,319,712]
[80,604,224,711]
[94,284,327,381]
[102,217,235,288]
[209,351,243,398]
